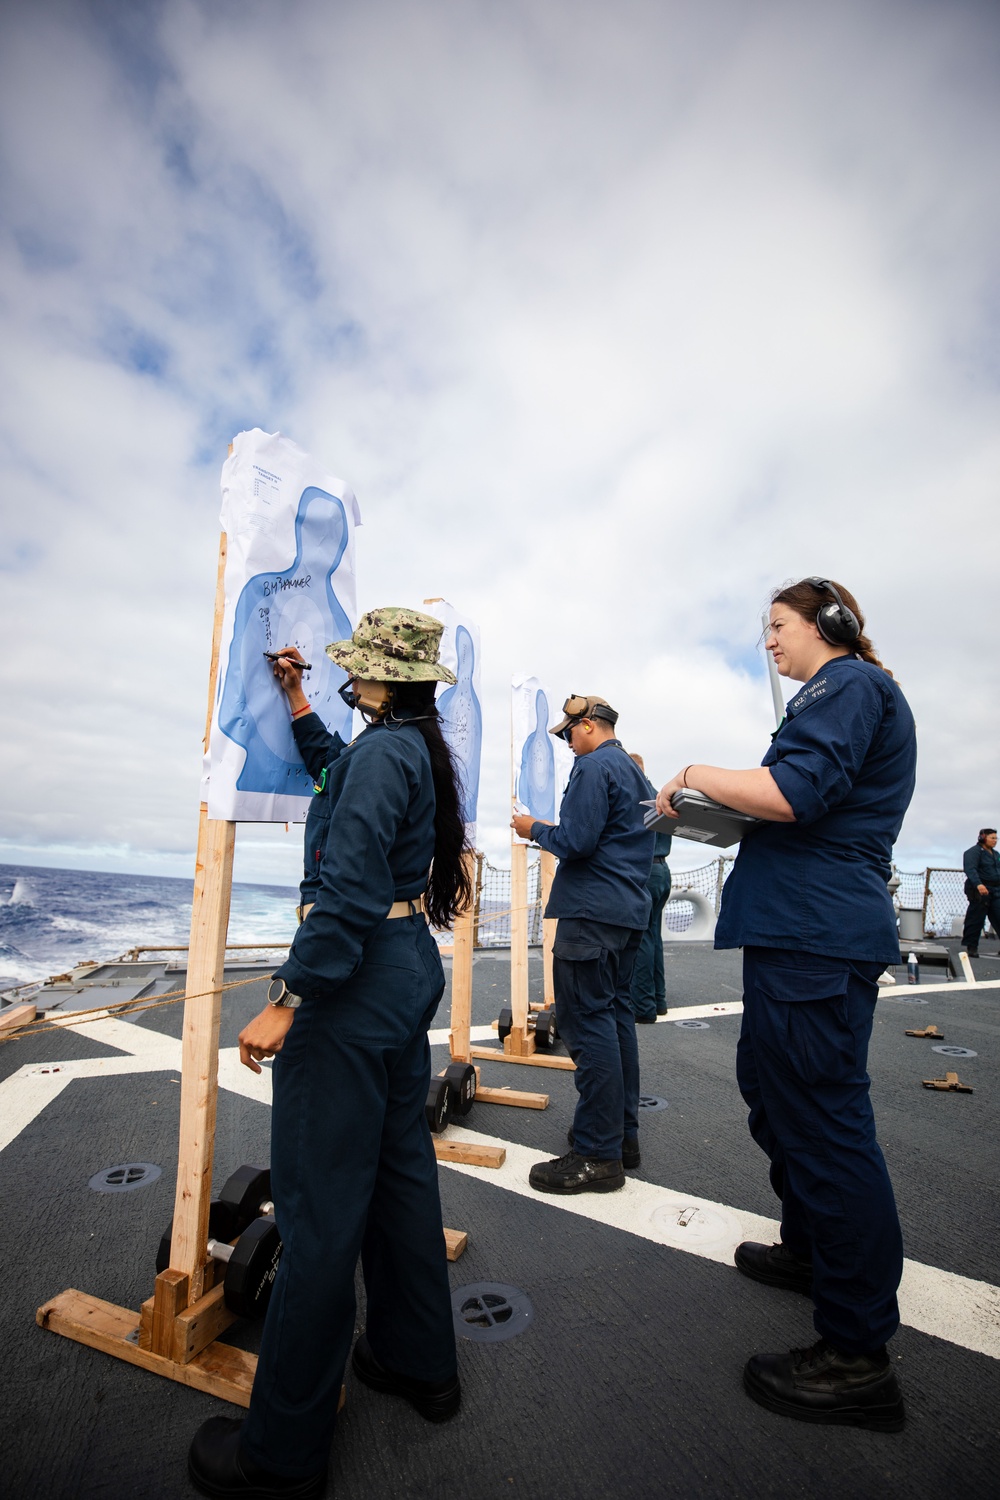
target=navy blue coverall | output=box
[530,740,654,1160]
[716,656,917,1355]
[961,841,1000,953]
[630,772,672,1022]
[240,712,457,1478]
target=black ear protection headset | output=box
[805,578,861,647]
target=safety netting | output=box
[463,857,970,945]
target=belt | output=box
[388,894,427,920]
[297,895,427,924]
[652,855,668,864]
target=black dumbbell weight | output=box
[218,1217,283,1318]
[425,1077,451,1133]
[534,1008,558,1050]
[442,1062,476,1116]
[218,1164,272,1234]
[156,1214,282,1318]
[155,1164,274,1275]
[497,1007,513,1042]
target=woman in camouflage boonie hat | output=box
[326,607,456,684]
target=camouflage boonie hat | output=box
[325,607,457,684]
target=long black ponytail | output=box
[390,681,473,929]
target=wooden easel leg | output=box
[448,850,476,1063]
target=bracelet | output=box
[291,703,312,719]
[682,765,693,788]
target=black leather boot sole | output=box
[351,1334,461,1422]
[743,1343,905,1432]
[188,1417,326,1500]
[734,1240,813,1295]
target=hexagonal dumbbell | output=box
[155,1164,281,1318]
[425,1077,451,1133]
[533,1007,558,1050]
[442,1062,476,1116]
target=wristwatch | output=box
[267,978,303,1010]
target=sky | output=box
[1,0,998,890]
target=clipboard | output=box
[641,790,763,849]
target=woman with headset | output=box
[189,608,472,1500]
[655,579,915,1433]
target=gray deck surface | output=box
[1,941,999,1498]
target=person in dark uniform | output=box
[656,579,915,1432]
[512,695,654,1193]
[628,752,672,1022]
[961,828,1000,957]
[189,608,472,1500]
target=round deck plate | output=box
[89,1162,162,1194]
[674,1019,710,1029]
[639,1094,669,1112]
[931,1045,977,1058]
[452,1282,534,1344]
[649,1194,740,1250]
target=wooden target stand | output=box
[467,840,574,1073]
[37,532,470,1405]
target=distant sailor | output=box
[512,695,654,1194]
[961,828,999,958]
[656,579,916,1431]
[188,608,471,1499]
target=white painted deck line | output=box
[426,999,746,1048]
[5,1014,999,1363]
[439,1124,1000,1363]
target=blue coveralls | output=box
[716,656,917,1355]
[530,740,654,1161]
[630,772,672,1022]
[961,841,1000,952]
[240,713,457,1479]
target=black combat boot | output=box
[743,1339,905,1430]
[734,1240,813,1295]
[529,1150,625,1194]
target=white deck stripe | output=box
[439,1125,1000,1362]
[3,1014,998,1362]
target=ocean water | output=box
[0,863,300,992]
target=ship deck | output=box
[1,940,999,1498]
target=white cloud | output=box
[0,0,997,888]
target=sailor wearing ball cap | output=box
[512,693,655,1195]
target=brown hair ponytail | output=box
[770,579,895,679]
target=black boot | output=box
[188,1418,326,1499]
[743,1339,905,1430]
[529,1150,625,1194]
[734,1240,813,1295]
[567,1128,640,1169]
[351,1334,460,1421]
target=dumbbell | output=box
[425,1077,450,1133]
[425,1062,478,1134]
[155,1165,282,1318]
[533,1007,558,1050]
[442,1062,476,1115]
[497,1007,513,1042]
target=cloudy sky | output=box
[1,0,998,889]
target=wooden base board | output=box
[433,1138,506,1168]
[443,1228,468,1260]
[39,1289,347,1411]
[475,1084,549,1109]
[38,1289,257,1406]
[470,1046,576,1071]
[0,1002,36,1033]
